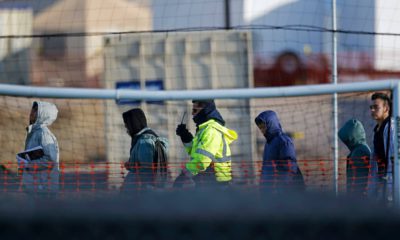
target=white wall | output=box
[375,0,400,70]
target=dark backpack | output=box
[143,130,169,187]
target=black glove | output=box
[176,124,193,143]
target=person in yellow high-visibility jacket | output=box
[174,100,238,188]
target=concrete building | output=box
[31,0,152,87]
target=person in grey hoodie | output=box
[20,101,59,194]
[338,119,376,197]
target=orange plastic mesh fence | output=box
[0,158,382,197]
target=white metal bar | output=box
[393,83,400,207]
[332,0,339,195]
[245,32,258,183]
[1,80,398,100]
[139,37,147,113]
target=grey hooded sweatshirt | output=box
[338,119,375,196]
[22,101,59,192]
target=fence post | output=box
[393,82,400,207]
[331,0,339,195]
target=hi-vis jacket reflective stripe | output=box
[184,119,238,182]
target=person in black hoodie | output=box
[121,108,168,192]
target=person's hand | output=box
[176,124,193,143]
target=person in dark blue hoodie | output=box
[255,110,304,193]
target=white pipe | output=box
[332,0,339,195]
[393,82,400,207]
[0,80,399,100]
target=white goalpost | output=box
[1,79,399,202]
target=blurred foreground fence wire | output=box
[0,158,381,197]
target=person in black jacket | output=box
[370,92,393,203]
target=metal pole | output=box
[224,0,231,30]
[393,82,400,207]
[331,0,339,195]
[1,80,400,100]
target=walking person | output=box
[18,101,60,196]
[338,119,376,197]
[255,110,304,193]
[121,108,169,193]
[174,100,237,189]
[370,92,394,204]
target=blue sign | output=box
[115,80,164,105]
